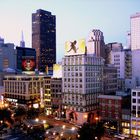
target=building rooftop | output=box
[131,12,140,18]
[98,95,122,100]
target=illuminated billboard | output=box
[65,39,86,56]
[22,56,35,71]
[53,64,62,78]
[46,65,53,75]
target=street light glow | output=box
[95,117,99,120]
[62,125,66,129]
[71,127,76,131]
[35,118,39,122]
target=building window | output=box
[132,92,136,96]
[138,99,140,104]
[108,100,112,104]
[133,99,136,103]
[133,106,136,110]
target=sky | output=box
[0,0,140,62]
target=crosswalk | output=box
[0,134,21,140]
[0,134,12,139]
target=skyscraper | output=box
[86,29,105,58]
[62,39,104,124]
[131,12,140,87]
[32,9,56,74]
[131,12,140,50]
[0,38,16,71]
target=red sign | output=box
[22,58,35,71]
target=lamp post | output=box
[95,117,99,124]
[116,117,119,134]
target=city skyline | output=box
[0,0,140,61]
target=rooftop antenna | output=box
[20,30,25,48]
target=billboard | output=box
[65,39,86,56]
[46,65,53,75]
[22,56,35,71]
[53,64,62,78]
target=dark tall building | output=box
[32,9,56,74]
[16,47,36,72]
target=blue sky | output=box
[0,0,140,61]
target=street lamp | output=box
[62,125,66,129]
[43,120,46,124]
[95,117,99,121]
[95,117,99,124]
[35,118,39,122]
[71,127,76,131]
[4,103,8,108]
[116,117,119,134]
[60,133,63,137]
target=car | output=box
[63,120,69,123]
[75,124,82,128]
[54,117,60,120]
[114,134,125,140]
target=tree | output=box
[14,107,27,122]
[95,122,105,140]
[77,122,105,140]
[27,108,39,119]
[0,108,14,127]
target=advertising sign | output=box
[65,39,86,56]
[22,56,35,71]
[53,64,62,78]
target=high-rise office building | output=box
[62,39,104,124]
[131,12,140,50]
[130,12,140,87]
[105,43,132,79]
[32,9,56,74]
[86,29,105,58]
[0,38,16,71]
[131,88,140,136]
[126,31,131,50]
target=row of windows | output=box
[51,84,61,88]
[63,57,102,65]
[132,92,140,96]
[63,66,101,71]
[51,89,61,93]
[63,72,82,77]
[100,99,120,104]
[63,72,101,77]
[64,84,83,88]
[132,105,140,110]
[64,78,82,82]
[132,98,140,103]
